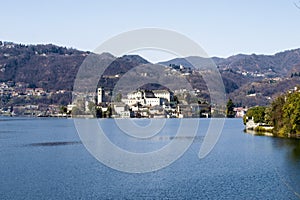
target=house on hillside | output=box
[234,107,248,118]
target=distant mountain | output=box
[158,49,300,106]
[0,41,299,107]
[0,42,88,91]
[0,42,149,91]
[215,50,300,77]
[159,49,300,77]
[103,54,149,76]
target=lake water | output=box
[0,117,300,199]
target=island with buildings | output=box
[70,87,213,119]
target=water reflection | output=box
[245,129,300,163]
[244,129,273,137]
[289,141,300,162]
[267,137,300,198]
[24,141,82,147]
[292,143,300,155]
[271,138,300,163]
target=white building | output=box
[145,98,161,106]
[113,102,127,114]
[153,90,172,102]
[120,111,131,118]
[97,87,105,104]
[234,107,248,118]
[122,98,138,106]
[67,104,76,113]
[122,89,170,107]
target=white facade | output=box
[153,90,171,102]
[97,87,105,104]
[122,98,138,106]
[113,103,126,114]
[67,104,76,112]
[122,89,171,107]
[145,98,160,106]
[128,90,143,100]
[121,111,131,118]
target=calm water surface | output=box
[0,117,299,199]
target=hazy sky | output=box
[1,0,300,62]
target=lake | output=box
[0,117,300,199]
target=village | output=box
[0,81,69,117]
[92,87,212,118]
[0,80,249,118]
[69,86,238,119]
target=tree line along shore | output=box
[243,86,300,139]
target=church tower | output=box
[97,87,105,104]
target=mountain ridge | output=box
[0,41,299,107]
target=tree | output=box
[60,106,67,114]
[226,99,235,118]
[184,92,191,104]
[96,107,102,118]
[114,93,122,102]
[72,106,84,116]
[244,87,300,138]
[243,106,266,124]
[87,101,96,117]
[106,105,112,118]
[260,91,300,137]
[282,92,300,135]
[173,95,179,104]
[268,95,285,135]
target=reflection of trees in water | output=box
[291,142,300,161]
[274,138,300,162]
[271,138,300,198]
[282,139,300,163]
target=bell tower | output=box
[97,87,105,104]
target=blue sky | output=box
[1,0,300,62]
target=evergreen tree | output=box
[226,99,235,118]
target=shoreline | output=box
[244,129,300,140]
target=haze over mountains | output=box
[0,41,299,107]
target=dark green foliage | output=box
[267,95,285,134]
[243,106,266,124]
[60,106,67,114]
[254,126,273,133]
[245,90,300,138]
[96,107,102,118]
[226,99,235,118]
[282,92,300,135]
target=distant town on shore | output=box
[0,41,299,120]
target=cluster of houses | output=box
[79,87,212,118]
[1,80,250,118]
[7,104,66,117]
[0,81,68,116]
[0,81,67,98]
